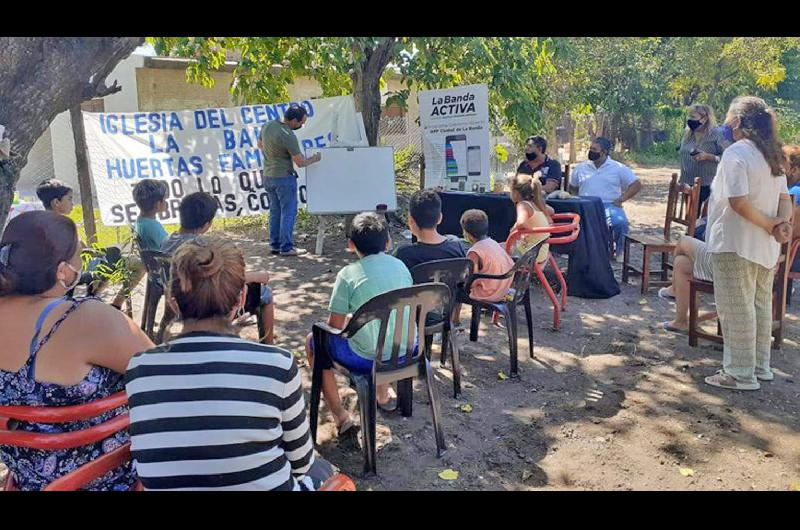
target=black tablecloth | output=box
[438,191,516,242]
[437,191,620,299]
[546,197,620,299]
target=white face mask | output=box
[60,262,83,291]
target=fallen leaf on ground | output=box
[498,371,508,381]
[639,299,647,305]
[438,469,459,481]
[460,404,473,413]
[764,452,774,458]
[679,467,695,477]
[522,469,532,481]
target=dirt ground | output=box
[2,164,799,491]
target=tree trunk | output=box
[568,117,577,163]
[639,113,654,150]
[0,37,143,227]
[350,38,398,147]
[69,105,97,244]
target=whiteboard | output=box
[305,146,397,215]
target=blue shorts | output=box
[312,335,417,374]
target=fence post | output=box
[69,105,97,245]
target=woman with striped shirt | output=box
[678,104,731,209]
[125,236,333,490]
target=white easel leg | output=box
[315,215,327,255]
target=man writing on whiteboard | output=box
[258,105,321,256]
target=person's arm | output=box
[84,301,155,373]
[280,359,316,481]
[466,250,482,272]
[327,312,348,330]
[542,179,559,194]
[729,196,787,239]
[511,202,531,232]
[614,180,642,207]
[245,271,270,284]
[292,152,321,168]
[772,193,793,243]
[613,166,641,207]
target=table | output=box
[437,191,620,299]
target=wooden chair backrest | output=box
[664,174,701,239]
[562,164,570,191]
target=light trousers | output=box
[711,252,775,384]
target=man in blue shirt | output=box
[570,137,642,261]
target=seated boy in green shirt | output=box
[304,212,412,435]
[133,179,169,251]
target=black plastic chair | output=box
[462,241,544,377]
[410,258,473,398]
[309,283,450,476]
[139,249,174,343]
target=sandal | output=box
[337,416,356,436]
[658,288,675,301]
[377,396,398,413]
[704,370,760,391]
[660,321,687,335]
[377,387,398,413]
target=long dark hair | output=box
[727,96,784,176]
[0,211,79,296]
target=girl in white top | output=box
[703,96,792,391]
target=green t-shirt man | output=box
[258,106,321,177]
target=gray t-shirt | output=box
[260,120,302,177]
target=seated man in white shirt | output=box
[569,137,642,260]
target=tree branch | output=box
[93,79,122,98]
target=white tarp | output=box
[83,95,362,226]
[419,84,491,192]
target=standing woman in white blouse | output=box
[704,96,793,391]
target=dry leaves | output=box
[498,371,508,381]
[438,469,459,481]
[460,404,473,413]
[679,467,695,477]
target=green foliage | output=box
[494,144,509,164]
[394,146,421,194]
[148,36,800,157]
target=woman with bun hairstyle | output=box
[703,96,793,391]
[125,235,334,490]
[0,211,153,490]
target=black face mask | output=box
[525,152,538,161]
[687,119,702,131]
[588,150,601,161]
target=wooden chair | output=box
[0,391,136,491]
[622,174,701,294]
[688,241,791,350]
[786,238,800,306]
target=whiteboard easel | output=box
[313,112,373,255]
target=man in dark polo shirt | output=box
[257,105,321,256]
[516,135,563,193]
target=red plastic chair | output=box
[0,391,135,491]
[503,213,581,330]
[318,473,357,491]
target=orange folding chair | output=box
[504,213,581,330]
[0,391,136,491]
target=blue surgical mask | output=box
[719,124,735,143]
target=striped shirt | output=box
[678,126,728,187]
[124,332,318,491]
